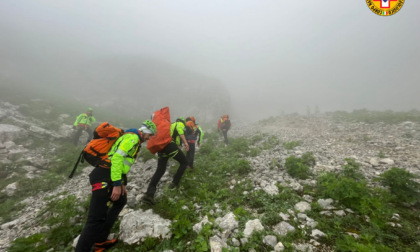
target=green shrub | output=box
[227,137,251,155]
[249,147,261,157]
[301,152,316,167]
[336,234,393,252]
[317,172,370,211]
[317,159,391,217]
[251,134,264,142]
[285,155,312,179]
[269,158,281,169]
[262,135,280,149]
[379,167,420,204]
[8,234,48,252]
[191,223,212,252]
[283,141,301,150]
[231,159,252,176]
[378,151,387,158]
[171,214,193,240]
[342,158,364,181]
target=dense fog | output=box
[1,0,419,121]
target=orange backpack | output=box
[147,107,172,154]
[69,122,124,178]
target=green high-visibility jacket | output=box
[196,125,204,144]
[107,133,141,186]
[170,122,186,146]
[73,113,96,127]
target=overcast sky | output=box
[1,0,419,119]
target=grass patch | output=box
[283,141,301,150]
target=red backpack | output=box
[69,122,124,178]
[147,107,172,154]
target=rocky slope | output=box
[1,100,419,251]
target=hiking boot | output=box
[91,247,105,252]
[91,238,117,251]
[94,238,117,249]
[141,195,156,205]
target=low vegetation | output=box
[7,131,420,251]
[2,93,419,251]
[284,152,315,179]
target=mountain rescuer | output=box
[218,114,231,145]
[141,117,189,205]
[73,108,96,145]
[185,116,204,170]
[75,120,157,252]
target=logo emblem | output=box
[366,0,405,16]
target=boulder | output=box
[209,235,228,252]
[263,235,277,248]
[273,221,295,237]
[244,219,264,238]
[295,201,311,212]
[311,229,326,240]
[263,183,279,195]
[215,212,238,232]
[317,198,334,210]
[119,209,171,245]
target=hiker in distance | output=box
[185,116,204,171]
[75,120,157,252]
[142,117,190,205]
[217,114,231,145]
[73,107,96,145]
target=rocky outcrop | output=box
[119,209,172,245]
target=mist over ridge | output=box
[1,0,420,122]
[0,54,232,123]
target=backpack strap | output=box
[69,150,84,179]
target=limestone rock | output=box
[209,235,228,252]
[295,201,311,212]
[263,183,279,195]
[273,221,295,237]
[244,219,264,238]
[263,235,277,248]
[215,212,238,232]
[119,209,171,245]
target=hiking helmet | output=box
[176,117,186,124]
[139,120,157,135]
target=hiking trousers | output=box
[75,167,127,252]
[145,142,188,197]
[73,127,93,145]
[186,142,196,168]
[222,130,229,144]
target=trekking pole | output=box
[69,151,84,179]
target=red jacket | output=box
[218,116,231,131]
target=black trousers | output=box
[222,130,229,144]
[186,142,196,168]
[145,142,188,197]
[73,127,93,145]
[75,167,127,252]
